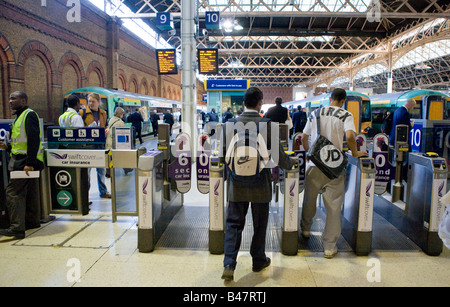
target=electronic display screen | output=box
[198,48,219,75]
[156,49,178,75]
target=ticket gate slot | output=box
[342,155,376,256]
[137,151,164,253]
[392,125,409,202]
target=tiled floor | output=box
[0,135,449,287]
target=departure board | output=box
[156,49,178,75]
[198,48,219,75]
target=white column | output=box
[181,0,197,155]
[387,42,393,93]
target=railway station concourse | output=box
[0,0,449,291]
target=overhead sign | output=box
[156,12,174,31]
[198,48,219,75]
[205,11,220,29]
[156,49,178,75]
[204,79,250,91]
[47,127,106,144]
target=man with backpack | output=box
[220,87,294,281]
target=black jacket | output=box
[264,105,288,123]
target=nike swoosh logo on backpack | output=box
[237,157,250,165]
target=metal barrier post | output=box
[137,151,164,253]
[209,154,225,254]
[281,155,299,256]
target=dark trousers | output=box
[152,124,158,137]
[5,178,41,232]
[136,129,143,144]
[224,201,269,268]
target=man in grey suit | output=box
[220,87,294,281]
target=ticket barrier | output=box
[138,124,188,252]
[371,126,448,256]
[341,154,376,256]
[374,152,447,256]
[45,126,108,216]
[110,147,147,222]
[209,153,225,254]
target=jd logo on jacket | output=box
[320,145,344,168]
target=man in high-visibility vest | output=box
[59,95,84,127]
[0,91,44,239]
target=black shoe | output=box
[25,224,40,231]
[0,228,25,239]
[221,265,234,281]
[252,257,271,272]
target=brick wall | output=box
[260,87,293,106]
[0,0,184,122]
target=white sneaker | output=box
[324,247,338,259]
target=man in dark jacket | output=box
[389,98,415,146]
[0,91,44,239]
[292,106,307,134]
[264,97,288,123]
[163,110,174,136]
[150,110,159,137]
[223,107,234,123]
[127,108,144,144]
[220,87,294,281]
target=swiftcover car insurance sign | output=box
[168,133,192,194]
[46,150,108,168]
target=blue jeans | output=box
[223,201,269,269]
[88,168,108,197]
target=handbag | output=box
[306,108,348,180]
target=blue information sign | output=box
[47,127,106,145]
[156,12,174,31]
[205,80,249,91]
[205,11,220,29]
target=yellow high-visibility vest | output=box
[11,108,44,162]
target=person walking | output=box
[163,110,174,136]
[0,91,44,239]
[300,88,367,259]
[264,97,289,124]
[127,108,144,144]
[150,110,159,137]
[79,93,111,199]
[220,87,294,281]
[292,106,307,134]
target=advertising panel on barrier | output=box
[372,134,395,195]
[283,177,299,232]
[293,132,306,193]
[46,150,108,168]
[209,175,224,231]
[197,133,211,194]
[168,133,192,194]
[358,176,375,232]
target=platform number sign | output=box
[205,11,220,29]
[410,122,423,152]
[156,12,174,31]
